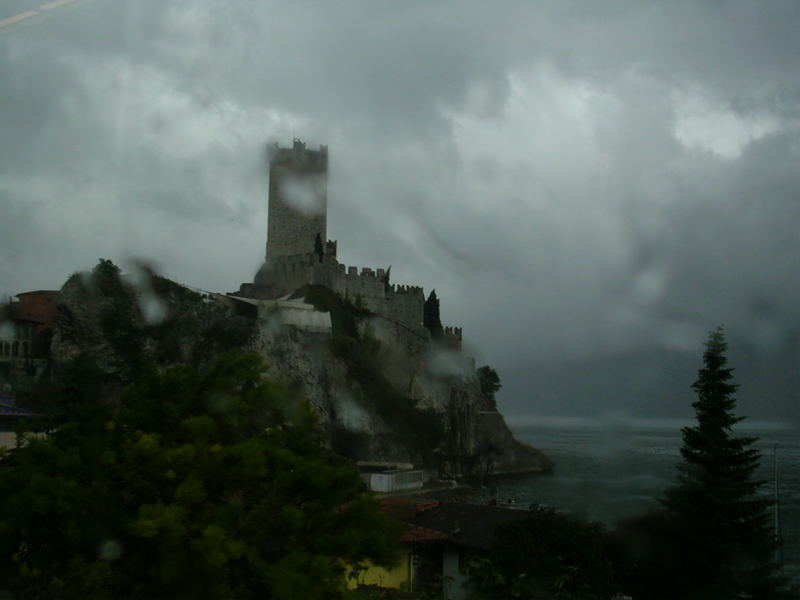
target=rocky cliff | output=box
[49,261,552,478]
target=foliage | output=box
[149,273,202,305]
[91,259,145,372]
[330,332,442,464]
[193,317,255,361]
[476,365,501,409]
[67,259,255,375]
[469,506,618,600]
[0,352,400,600]
[330,333,443,464]
[612,509,717,600]
[298,284,367,339]
[657,327,787,600]
[329,425,373,460]
[423,291,443,342]
[298,285,443,463]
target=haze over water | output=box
[496,417,800,586]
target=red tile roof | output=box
[411,503,530,550]
[400,523,449,543]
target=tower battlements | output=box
[443,326,462,351]
[325,240,338,258]
[268,139,328,169]
[391,284,424,296]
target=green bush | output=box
[470,506,619,600]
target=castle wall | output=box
[244,252,449,344]
[443,326,462,352]
[333,268,423,331]
[338,266,388,315]
[244,139,454,343]
[250,253,315,298]
[388,285,425,331]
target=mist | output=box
[2,0,799,424]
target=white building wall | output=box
[363,470,424,493]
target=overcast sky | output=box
[2,0,798,422]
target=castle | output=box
[237,139,462,350]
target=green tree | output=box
[0,352,399,600]
[470,506,618,600]
[660,327,786,599]
[476,365,501,410]
[423,290,443,342]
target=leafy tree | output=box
[423,290,443,341]
[660,327,786,599]
[476,365,501,409]
[470,506,619,600]
[0,352,399,599]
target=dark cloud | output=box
[2,0,799,421]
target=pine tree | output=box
[477,365,502,410]
[661,327,785,599]
[423,290,443,341]
[314,232,324,263]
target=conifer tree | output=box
[314,232,324,263]
[423,290,443,341]
[661,327,785,599]
[477,365,501,409]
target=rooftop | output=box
[411,502,530,550]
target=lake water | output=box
[491,417,800,586]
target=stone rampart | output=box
[245,250,443,335]
[443,326,462,352]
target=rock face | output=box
[51,262,255,384]
[49,262,552,478]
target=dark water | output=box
[490,417,800,586]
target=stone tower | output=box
[266,139,328,259]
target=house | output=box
[1,290,59,360]
[346,520,448,593]
[348,498,529,599]
[411,502,530,600]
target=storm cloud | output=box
[2,0,798,422]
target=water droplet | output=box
[99,539,123,561]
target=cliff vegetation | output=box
[41,260,551,478]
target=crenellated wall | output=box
[243,249,427,332]
[443,326,462,352]
[387,284,425,330]
[326,263,425,331]
[239,139,458,343]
